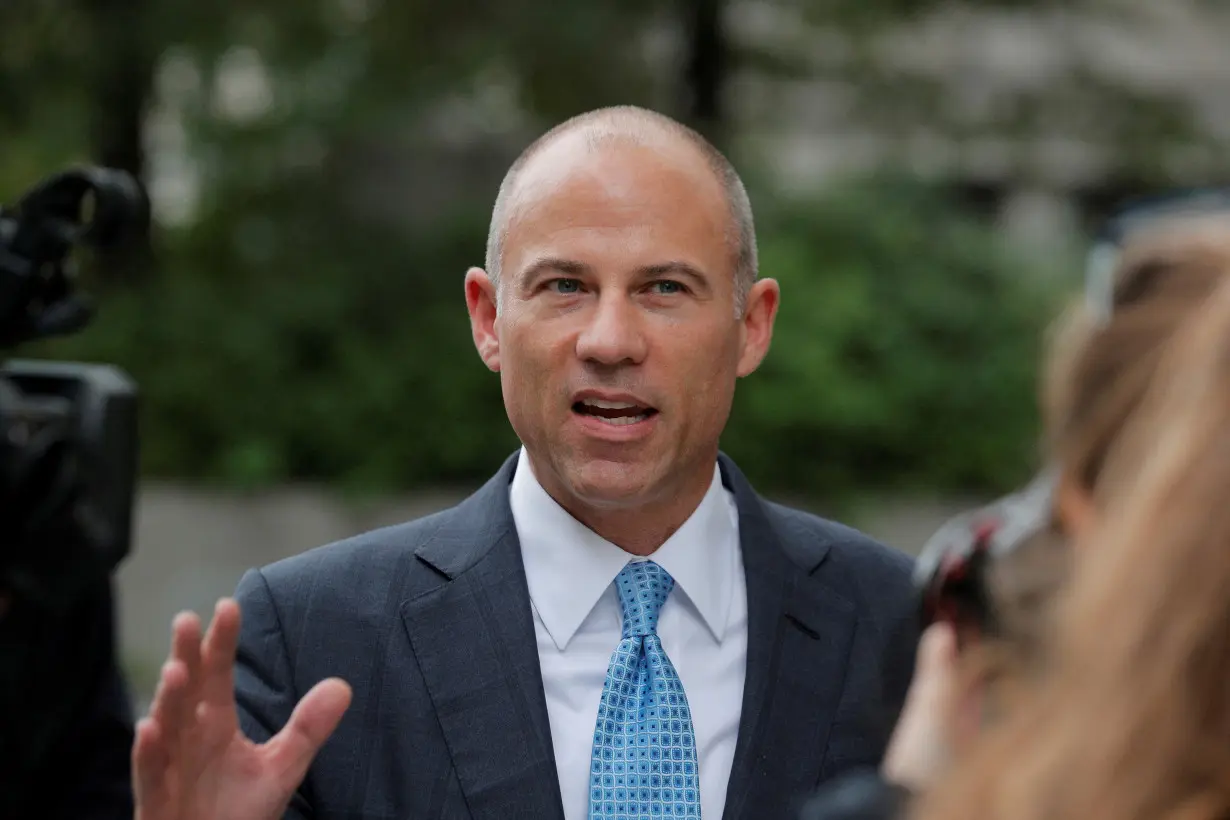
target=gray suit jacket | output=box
[234,452,918,820]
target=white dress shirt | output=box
[510,448,748,820]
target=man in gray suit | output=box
[132,105,918,820]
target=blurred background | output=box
[4,0,1228,704]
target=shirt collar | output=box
[510,448,737,651]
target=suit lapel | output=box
[400,454,566,820]
[719,457,859,820]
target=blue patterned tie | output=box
[589,561,701,819]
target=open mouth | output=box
[572,398,659,426]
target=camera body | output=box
[0,166,146,611]
[912,469,1057,645]
[0,360,138,608]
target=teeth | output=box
[593,414,649,426]
[583,399,640,409]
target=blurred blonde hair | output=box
[913,229,1230,820]
[961,217,1230,702]
[1043,214,1230,500]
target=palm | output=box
[155,734,281,820]
[134,599,351,820]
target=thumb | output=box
[266,677,352,788]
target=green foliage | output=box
[721,177,1066,498]
[30,202,518,492]
[26,176,1065,500]
[3,0,1101,501]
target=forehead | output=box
[500,132,733,275]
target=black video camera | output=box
[0,166,146,612]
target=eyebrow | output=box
[520,257,591,283]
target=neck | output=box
[538,460,717,556]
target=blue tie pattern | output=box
[589,561,701,819]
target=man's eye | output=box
[548,278,582,294]
[650,280,685,295]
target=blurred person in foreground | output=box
[803,213,1230,819]
[0,579,135,819]
[130,105,918,820]
[912,232,1230,820]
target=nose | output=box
[575,291,648,367]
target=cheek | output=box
[672,342,738,423]
[499,324,568,409]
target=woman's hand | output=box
[881,621,960,792]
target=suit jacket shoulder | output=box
[254,458,519,611]
[762,501,915,604]
[258,510,454,604]
[231,457,563,819]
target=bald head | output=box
[484,106,758,314]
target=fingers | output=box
[267,678,353,789]
[135,611,201,814]
[133,716,173,816]
[158,612,203,747]
[200,599,242,714]
[171,611,204,694]
[146,611,196,746]
[149,659,189,735]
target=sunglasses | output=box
[913,468,1058,645]
[1085,187,1230,323]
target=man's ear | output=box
[736,278,780,377]
[465,267,500,372]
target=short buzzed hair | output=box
[484,106,758,316]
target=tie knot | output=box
[615,561,675,638]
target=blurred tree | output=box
[745,0,1219,189]
[82,0,155,185]
[0,2,95,190]
[682,0,731,148]
[723,175,1062,497]
[82,0,159,281]
[3,0,1217,502]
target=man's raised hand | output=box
[132,598,351,820]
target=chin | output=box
[563,458,660,509]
